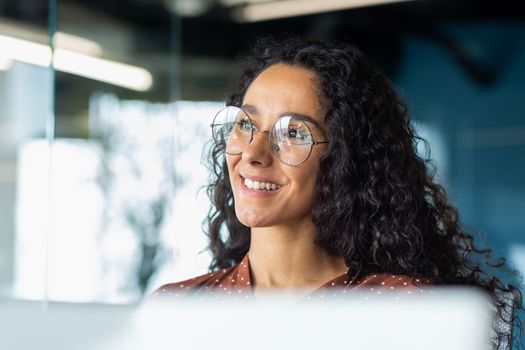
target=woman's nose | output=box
[241,131,273,166]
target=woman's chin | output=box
[236,209,275,228]
[238,217,268,228]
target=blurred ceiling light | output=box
[1,17,101,55]
[53,49,153,91]
[236,0,417,22]
[53,32,103,56]
[0,34,52,66]
[164,0,213,16]
[0,34,152,91]
[0,56,13,71]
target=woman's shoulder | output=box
[351,273,432,291]
[151,265,240,297]
[320,271,432,293]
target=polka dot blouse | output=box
[153,255,431,300]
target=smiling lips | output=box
[243,177,282,191]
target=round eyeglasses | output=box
[211,106,329,166]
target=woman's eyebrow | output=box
[283,112,322,128]
[241,104,259,115]
[241,104,321,127]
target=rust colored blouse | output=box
[154,255,430,301]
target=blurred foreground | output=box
[0,287,492,350]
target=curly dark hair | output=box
[204,37,522,349]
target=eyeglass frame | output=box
[210,105,330,166]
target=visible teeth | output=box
[244,177,281,191]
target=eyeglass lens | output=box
[212,106,314,166]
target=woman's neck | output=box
[247,220,347,290]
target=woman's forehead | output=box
[242,64,327,124]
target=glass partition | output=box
[0,0,54,300]
[0,0,214,304]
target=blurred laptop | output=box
[0,287,492,350]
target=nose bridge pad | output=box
[246,130,274,159]
[266,128,279,154]
[249,130,268,144]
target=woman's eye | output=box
[288,128,305,140]
[288,129,298,138]
[238,119,252,131]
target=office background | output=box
[0,0,523,309]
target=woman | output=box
[155,37,522,348]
